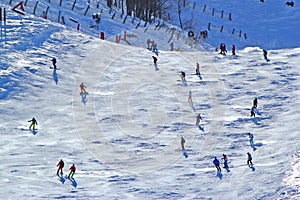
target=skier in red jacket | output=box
[68,164,76,179]
[56,159,64,176]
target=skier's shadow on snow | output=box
[249,165,256,172]
[182,150,189,158]
[57,175,66,184]
[224,166,230,173]
[197,73,202,80]
[216,171,223,180]
[31,129,38,135]
[250,139,263,151]
[189,101,196,112]
[69,178,77,188]
[53,69,58,85]
[80,92,88,105]
[154,63,159,71]
[198,125,204,132]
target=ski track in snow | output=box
[0,1,299,200]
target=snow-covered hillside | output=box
[0,0,299,199]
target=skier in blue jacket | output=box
[213,157,221,171]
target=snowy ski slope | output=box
[0,0,299,199]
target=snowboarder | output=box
[247,152,253,166]
[250,107,256,117]
[180,71,186,83]
[195,62,200,76]
[222,154,229,168]
[28,117,38,130]
[232,45,236,56]
[68,164,76,179]
[56,159,64,176]
[196,113,202,126]
[213,157,221,171]
[253,97,258,108]
[51,58,57,69]
[263,49,268,60]
[219,43,227,55]
[80,82,87,93]
[152,56,158,65]
[181,136,185,150]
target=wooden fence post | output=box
[33,1,39,15]
[72,0,76,11]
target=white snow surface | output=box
[0,0,300,199]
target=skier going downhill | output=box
[196,113,202,126]
[80,82,87,93]
[51,58,57,69]
[68,164,76,179]
[28,117,38,130]
[213,157,221,172]
[181,136,185,150]
[56,159,64,176]
[247,152,253,166]
[195,62,200,76]
[222,154,229,168]
[253,97,258,108]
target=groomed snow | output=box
[0,1,299,199]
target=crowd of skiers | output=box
[26,41,267,182]
[165,43,263,174]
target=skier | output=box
[68,164,76,179]
[263,49,268,60]
[247,152,253,166]
[188,91,192,103]
[222,154,229,168]
[170,42,174,51]
[180,71,186,83]
[152,56,158,65]
[232,45,236,56]
[56,159,64,176]
[80,82,87,93]
[196,113,202,126]
[249,133,255,147]
[146,38,151,49]
[51,58,57,69]
[250,107,256,117]
[181,136,185,150]
[28,117,38,130]
[213,157,221,171]
[195,62,200,76]
[219,43,227,54]
[253,97,258,108]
